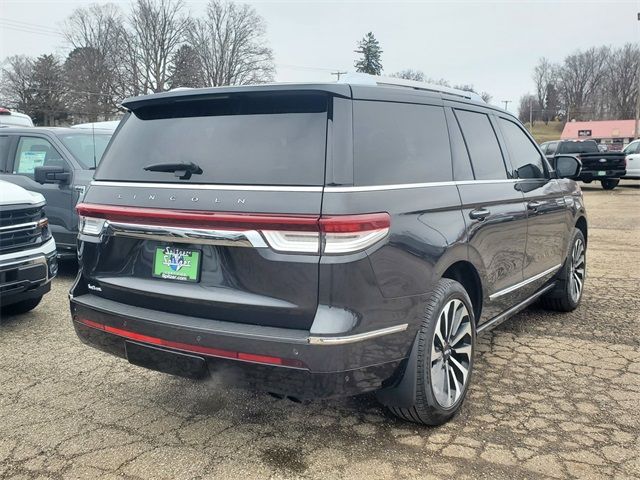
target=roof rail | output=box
[337,72,484,102]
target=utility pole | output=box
[331,71,348,81]
[635,12,640,138]
[529,99,533,128]
[502,100,511,111]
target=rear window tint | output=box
[353,101,452,185]
[96,93,329,185]
[454,110,507,180]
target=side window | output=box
[0,136,10,172]
[353,101,452,185]
[454,109,507,180]
[498,118,547,179]
[445,108,474,181]
[13,137,64,175]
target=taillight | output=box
[76,203,390,255]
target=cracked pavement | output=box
[1,182,639,480]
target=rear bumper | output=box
[69,294,410,399]
[0,238,57,307]
[579,169,626,180]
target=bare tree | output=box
[603,43,640,119]
[63,3,126,119]
[558,47,608,121]
[130,0,189,93]
[0,55,35,114]
[392,69,425,81]
[186,0,275,86]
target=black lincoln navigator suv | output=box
[69,74,587,425]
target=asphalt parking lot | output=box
[1,182,639,480]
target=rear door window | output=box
[0,136,10,172]
[353,101,451,185]
[13,137,65,176]
[454,109,508,180]
[498,118,547,179]
[96,93,329,186]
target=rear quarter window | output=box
[353,101,452,185]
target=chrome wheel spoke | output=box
[430,298,473,409]
[452,343,472,359]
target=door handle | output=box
[527,200,543,210]
[469,208,490,221]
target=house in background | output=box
[561,120,637,151]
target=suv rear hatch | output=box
[78,91,334,330]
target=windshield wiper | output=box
[143,161,203,180]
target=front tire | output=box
[601,178,619,190]
[1,296,42,316]
[541,228,586,312]
[384,279,475,425]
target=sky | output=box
[1,0,638,112]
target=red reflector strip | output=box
[76,203,320,232]
[76,317,303,368]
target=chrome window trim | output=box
[325,179,517,192]
[91,179,519,194]
[307,323,408,345]
[489,264,562,300]
[91,181,323,192]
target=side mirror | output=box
[34,166,70,184]
[554,155,582,179]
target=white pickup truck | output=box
[0,180,57,315]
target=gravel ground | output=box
[1,181,639,480]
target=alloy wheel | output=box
[569,238,585,303]
[430,299,473,408]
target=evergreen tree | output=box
[32,54,68,125]
[354,32,383,75]
[169,45,204,88]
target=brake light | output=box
[76,203,390,254]
[0,107,10,115]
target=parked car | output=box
[0,127,113,258]
[71,120,121,132]
[540,139,626,190]
[69,75,587,425]
[622,139,640,179]
[0,180,57,315]
[0,108,34,128]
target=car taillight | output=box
[76,203,390,255]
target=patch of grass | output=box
[524,121,564,144]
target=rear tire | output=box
[601,179,619,190]
[384,279,475,426]
[541,228,585,312]
[1,296,42,316]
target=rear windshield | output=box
[96,93,329,185]
[557,141,598,154]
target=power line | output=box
[0,17,63,34]
[0,22,65,38]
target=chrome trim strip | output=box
[307,323,408,345]
[0,221,38,232]
[478,283,555,334]
[105,221,268,248]
[91,181,323,192]
[325,179,517,193]
[489,264,562,300]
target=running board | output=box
[477,283,556,334]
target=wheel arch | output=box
[441,260,483,324]
[575,215,588,246]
